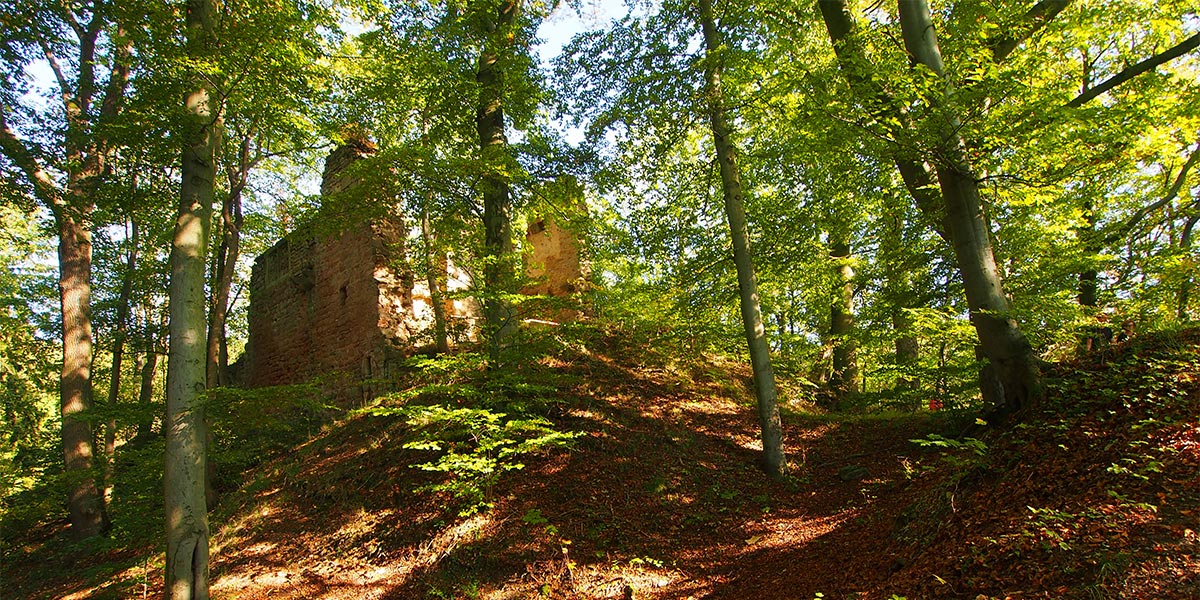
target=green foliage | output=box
[912,433,988,458]
[911,432,989,471]
[0,205,59,503]
[208,383,334,491]
[358,352,580,515]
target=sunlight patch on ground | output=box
[538,355,572,368]
[212,497,283,555]
[61,589,99,600]
[301,445,371,478]
[731,432,762,452]
[211,514,498,599]
[678,398,740,416]
[572,564,681,599]
[412,512,497,566]
[749,510,855,550]
[794,422,841,442]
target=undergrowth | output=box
[355,350,583,515]
[883,328,1200,599]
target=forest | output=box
[1,0,1198,598]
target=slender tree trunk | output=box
[166,0,216,596]
[476,0,519,362]
[207,137,249,388]
[700,0,786,479]
[206,203,236,388]
[893,311,919,388]
[1075,62,1100,310]
[134,348,156,441]
[421,209,451,353]
[1179,213,1199,321]
[898,0,1042,418]
[881,208,919,395]
[133,304,164,443]
[104,218,139,505]
[828,237,859,405]
[59,212,107,539]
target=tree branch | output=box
[34,36,75,115]
[817,0,950,243]
[1103,138,1200,245]
[990,0,1072,64]
[1068,32,1200,108]
[57,0,86,39]
[0,110,65,213]
[97,28,132,122]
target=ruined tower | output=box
[238,146,587,399]
[239,141,477,399]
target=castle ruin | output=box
[238,141,586,399]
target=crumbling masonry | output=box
[238,142,585,399]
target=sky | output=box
[536,0,629,64]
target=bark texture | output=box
[701,0,787,478]
[59,213,107,538]
[476,0,519,361]
[828,238,859,404]
[166,0,217,596]
[897,0,1042,418]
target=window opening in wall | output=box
[340,283,348,306]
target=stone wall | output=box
[523,176,590,308]
[241,214,481,398]
[241,141,472,401]
[524,215,585,297]
[239,147,587,398]
[243,220,385,392]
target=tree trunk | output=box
[700,0,787,479]
[0,16,130,541]
[205,202,237,388]
[104,218,139,505]
[898,0,1042,418]
[421,209,451,353]
[166,0,216,596]
[58,212,107,539]
[881,208,920,396]
[828,237,859,405]
[207,137,249,389]
[893,312,919,390]
[134,347,157,442]
[476,0,519,362]
[1075,62,1100,310]
[1179,213,1198,321]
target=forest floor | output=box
[4,326,1199,599]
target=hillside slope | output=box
[6,326,1198,599]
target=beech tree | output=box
[203,0,332,387]
[165,0,217,595]
[560,0,787,475]
[0,0,135,539]
[816,0,1048,417]
[475,0,521,358]
[698,0,786,477]
[343,0,561,362]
